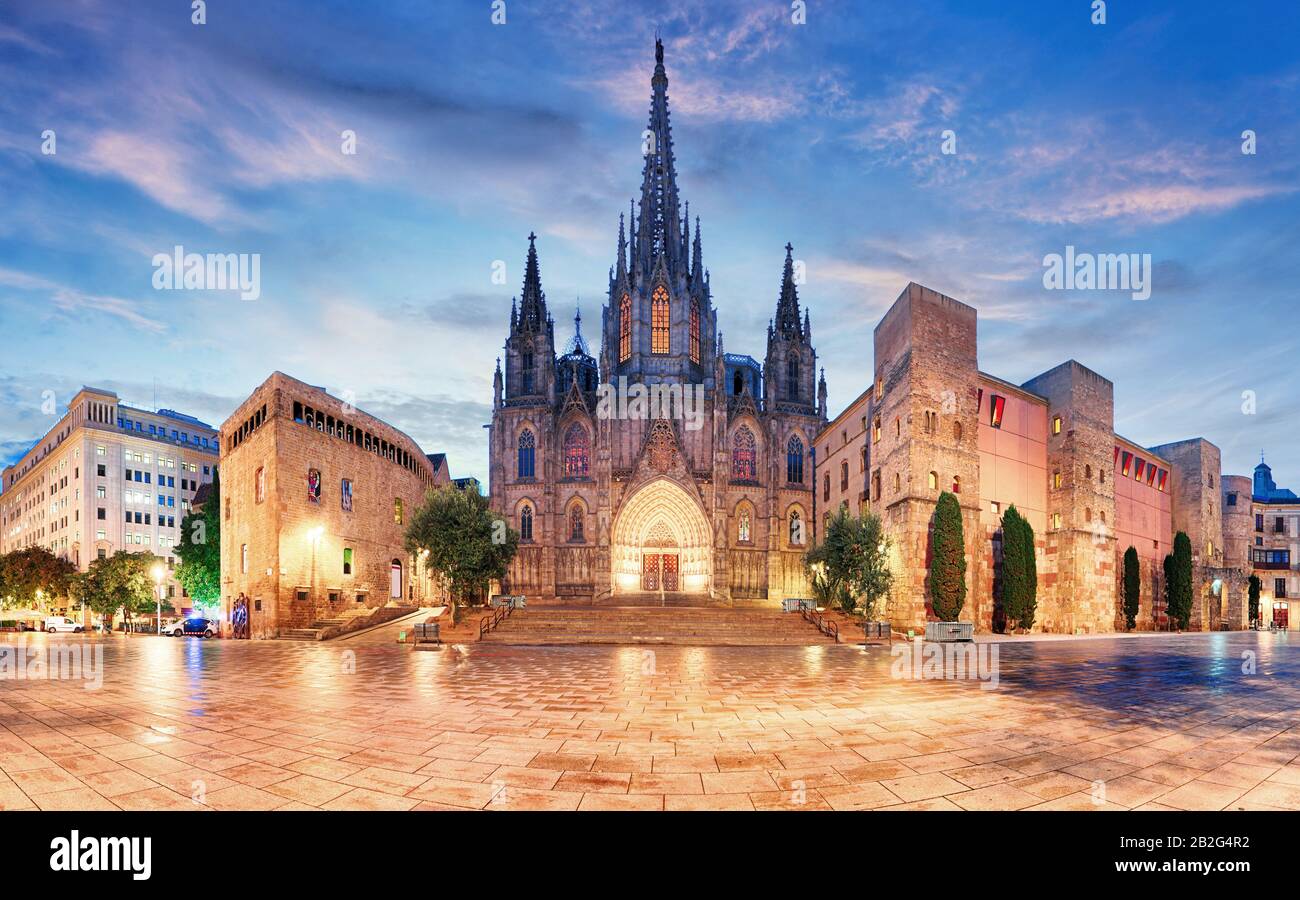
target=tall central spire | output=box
[634,36,686,280]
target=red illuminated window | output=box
[989,394,1006,428]
[562,423,589,477]
[1121,452,1132,477]
[1157,469,1168,492]
[1134,459,1145,480]
[1147,465,1157,486]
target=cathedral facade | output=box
[488,40,825,606]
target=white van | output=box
[43,616,84,634]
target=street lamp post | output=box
[151,563,165,635]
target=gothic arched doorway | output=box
[611,477,712,596]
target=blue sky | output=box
[1,0,1297,487]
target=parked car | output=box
[165,617,215,638]
[44,616,84,634]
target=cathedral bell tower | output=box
[764,243,819,416]
[503,232,557,405]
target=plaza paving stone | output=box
[1,630,1299,811]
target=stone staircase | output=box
[479,606,838,646]
[279,606,410,641]
[592,592,714,608]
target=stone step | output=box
[482,607,835,646]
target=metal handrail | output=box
[800,603,839,643]
[478,602,516,639]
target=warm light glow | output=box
[307,525,325,543]
[151,564,165,583]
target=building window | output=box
[518,429,536,479]
[989,395,1006,428]
[394,498,404,525]
[562,423,590,478]
[738,508,752,543]
[990,501,1000,515]
[1256,514,1264,532]
[894,472,901,493]
[786,436,804,484]
[875,377,883,400]
[731,426,757,481]
[894,417,901,438]
[789,510,804,546]
[1085,464,1092,480]
[568,503,584,542]
[1053,471,1063,489]
[873,417,881,443]
[952,475,961,494]
[1120,452,1133,477]
[689,301,700,364]
[928,471,938,490]
[255,466,265,503]
[953,421,963,442]
[1276,579,1287,599]
[619,293,632,362]
[343,547,353,576]
[1052,513,1061,530]
[651,285,670,354]
[823,473,831,502]
[341,478,353,512]
[872,470,881,501]
[924,411,936,434]
[840,461,849,491]
[240,543,248,574]
[1052,415,1062,435]
[520,503,534,542]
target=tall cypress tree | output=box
[1248,575,1261,628]
[1019,510,1037,631]
[1162,552,1175,629]
[1122,545,1140,630]
[1000,505,1027,631]
[929,491,966,622]
[1169,532,1194,630]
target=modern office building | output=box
[0,386,219,614]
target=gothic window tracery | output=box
[562,422,590,477]
[651,285,670,354]
[619,293,631,362]
[517,429,535,479]
[731,426,756,481]
[786,435,804,484]
[689,301,700,364]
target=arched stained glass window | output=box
[731,426,756,481]
[517,430,535,479]
[651,285,670,354]
[568,503,584,542]
[689,301,700,364]
[520,503,534,541]
[619,293,631,362]
[786,435,804,484]
[562,423,589,477]
[738,508,752,543]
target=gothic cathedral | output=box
[489,40,825,606]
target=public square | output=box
[2,630,1299,811]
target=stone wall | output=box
[220,372,447,638]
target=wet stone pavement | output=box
[2,631,1299,811]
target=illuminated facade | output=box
[0,386,217,614]
[488,40,825,606]
[218,372,451,638]
[815,282,1249,634]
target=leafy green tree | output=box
[928,491,967,622]
[804,507,894,618]
[404,485,518,624]
[1122,546,1141,630]
[1248,575,1261,628]
[175,468,221,609]
[0,547,76,607]
[1168,531,1194,630]
[78,551,163,631]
